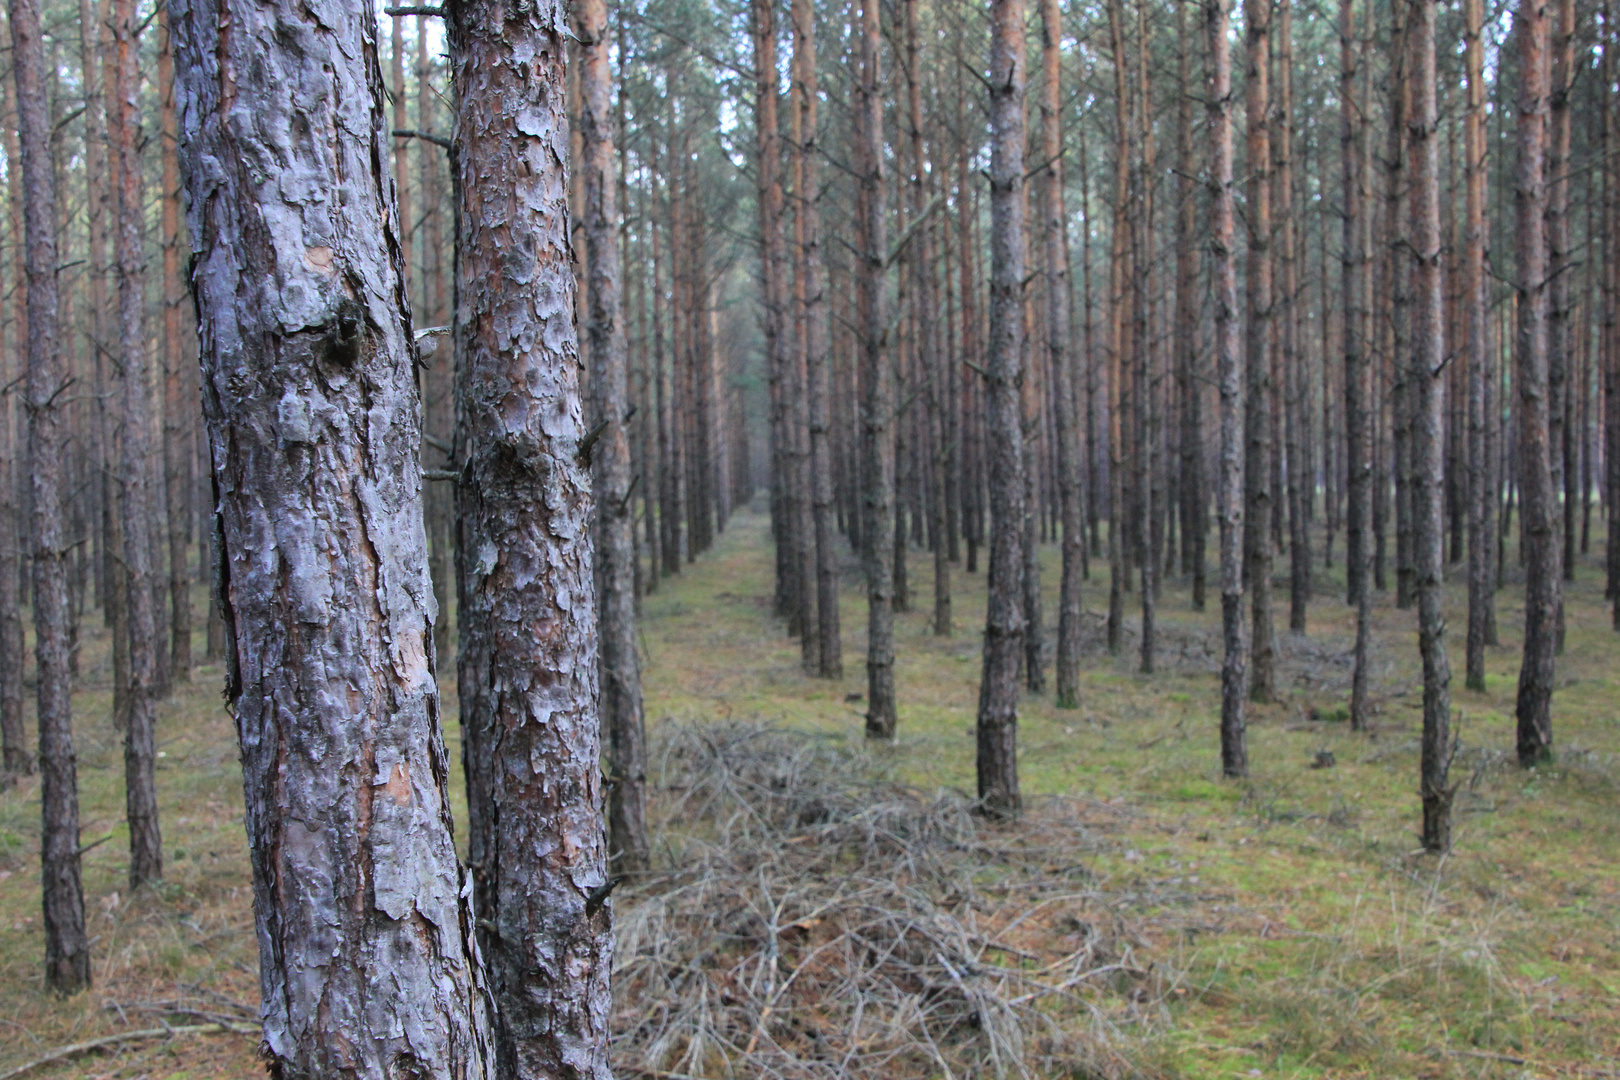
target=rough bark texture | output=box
[1341,0,1373,731]
[977,0,1027,817]
[444,0,615,1073]
[159,7,193,684]
[1463,0,1495,692]
[1044,0,1080,706]
[170,0,496,1071]
[1207,0,1247,779]
[13,0,91,992]
[856,0,896,740]
[1242,0,1275,705]
[579,0,646,875]
[793,0,841,677]
[1408,0,1454,852]
[1512,0,1559,766]
[111,0,163,891]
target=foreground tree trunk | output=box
[1342,0,1373,730]
[444,0,615,1073]
[111,0,163,890]
[1408,0,1454,852]
[579,0,646,874]
[1512,0,1558,766]
[12,0,91,992]
[793,0,841,676]
[977,0,1027,816]
[1207,0,1246,778]
[1243,0,1275,704]
[1043,0,1081,706]
[1463,0,1495,691]
[171,0,496,1069]
[857,0,896,739]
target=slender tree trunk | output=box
[978,0,1027,816]
[1464,0,1495,690]
[1243,0,1275,704]
[1408,0,1454,852]
[1173,10,1204,616]
[793,0,841,675]
[1130,2,1157,676]
[158,8,192,683]
[1106,0,1129,656]
[1342,0,1373,730]
[1548,0,1574,595]
[171,0,496,1067]
[1207,0,1246,777]
[1277,0,1308,635]
[579,0,646,876]
[12,0,90,991]
[0,75,25,782]
[1512,0,1558,766]
[1043,0,1080,703]
[857,0,896,739]
[112,0,163,890]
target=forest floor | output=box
[1,506,1617,1079]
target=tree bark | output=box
[579,0,646,876]
[1207,0,1246,777]
[159,7,192,684]
[1342,0,1373,731]
[1464,0,1496,690]
[977,0,1027,816]
[111,0,163,890]
[1277,0,1308,635]
[443,0,614,1072]
[1173,6,1205,617]
[171,0,496,1068]
[856,0,896,739]
[1547,0,1574,593]
[1408,0,1454,852]
[1243,0,1275,704]
[793,0,842,675]
[12,0,91,992]
[1512,0,1558,766]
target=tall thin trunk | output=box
[0,52,25,782]
[112,0,162,890]
[444,0,614,1073]
[1174,8,1205,615]
[12,0,90,991]
[579,0,646,875]
[978,0,1028,817]
[857,0,896,739]
[1548,0,1574,593]
[1408,0,1454,852]
[1243,0,1275,704]
[1207,0,1247,777]
[171,0,496,1067]
[793,0,841,674]
[1133,0,1157,676]
[158,8,192,683]
[1342,0,1373,730]
[1044,0,1080,703]
[1105,0,1129,656]
[1464,0,1495,690]
[1277,0,1308,635]
[1512,0,1558,766]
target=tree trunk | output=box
[443,0,614,1072]
[1408,0,1454,852]
[793,0,841,674]
[1173,8,1205,616]
[112,0,163,890]
[1243,0,1275,704]
[856,0,896,739]
[1277,0,1308,635]
[12,0,91,991]
[1342,0,1373,731]
[1548,0,1574,592]
[579,0,646,875]
[158,9,192,684]
[978,0,1027,816]
[1512,0,1558,766]
[1206,0,1246,778]
[1464,0,1495,690]
[1133,2,1157,676]
[171,0,496,1068]
[1043,0,1080,703]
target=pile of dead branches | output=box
[610,722,1168,1080]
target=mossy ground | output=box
[2,507,1616,1078]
